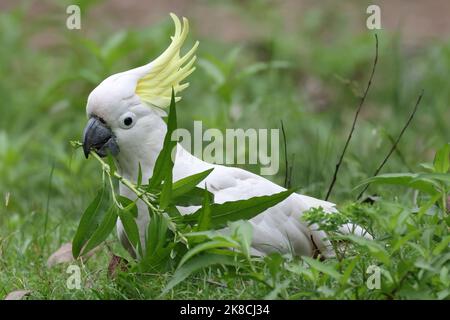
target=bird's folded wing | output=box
[173,148,336,256]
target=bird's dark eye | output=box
[119,112,136,129]
[123,117,133,126]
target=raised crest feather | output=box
[135,13,199,108]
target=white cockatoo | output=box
[82,14,364,259]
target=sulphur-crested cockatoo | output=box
[82,14,363,259]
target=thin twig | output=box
[280,120,289,188]
[201,278,228,288]
[357,90,424,200]
[325,33,379,201]
[384,131,414,172]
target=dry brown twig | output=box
[325,33,379,201]
[357,90,424,200]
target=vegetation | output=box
[1,1,449,299]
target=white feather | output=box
[116,142,360,259]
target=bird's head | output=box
[82,14,198,172]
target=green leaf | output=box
[414,173,450,185]
[159,170,172,210]
[148,89,177,190]
[419,162,435,173]
[178,239,238,268]
[195,187,212,232]
[185,230,231,243]
[302,256,342,281]
[182,189,297,229]
[171,187,214,206]
[117,195,138,218]
[434,143,450,173]
[169,169,215,206]
[72,188,105,258]
[137,162,143,187]
[81,205,118,255]
[265,253,284,282]
[356,173,438,195]
[339,234,391,265]
[106,152,117,176]
[340,257,359,285]
[172,168,214,199]
[166,206,183,218]
[141,245,173,271]
[391,230,420,253]
[433,235,450,255]
[144,213,168,259]
[161,254,240,295]
[230,220,253,260]
[418,192,442,218]
[118,209,141,254]
[141,213,173,270]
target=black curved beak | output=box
[82,117,119,158]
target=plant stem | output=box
[88,148,186,242]
[90,151,158,212]
[325,33,379,201]
[356,91,424,200]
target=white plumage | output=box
[117,143,337,258]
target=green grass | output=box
[1,1,449,299]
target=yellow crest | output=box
[135,13,199,108]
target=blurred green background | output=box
[0,0,449,298]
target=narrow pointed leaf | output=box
[148,89,177,189]
[356,173,438,195]
[117,195,138,218]
[106,153,117,176]
[72,187,105,258]
[230,220,253,260]
[178,240,238,268]
[81,205,118,256]
[338,234,391,265]
[196,187,211,232]
[171,187,214,206]
[172,168,214,198]
[182,189,297,229]
[302,256,342,281]
[160,172,172,210]
[137,162,143,187]
[118,209,141,255]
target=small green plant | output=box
[292,143,450,299]
[358,142,450,216]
